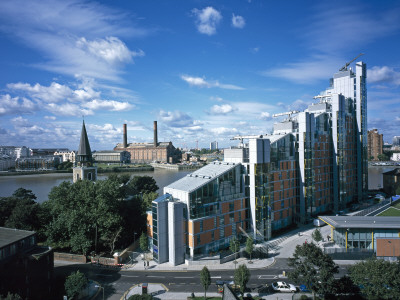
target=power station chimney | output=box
[153,121,158,147]
[123,124,127,148]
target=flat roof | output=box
[165,161,238,193]
[319,216,400,229]
[0,227,35,248]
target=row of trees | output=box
[0,174,159,255]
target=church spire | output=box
[77,120,92,166]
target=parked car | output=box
[299,284,311,293]
[270,281,297,293]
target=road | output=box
[55,258,352,299]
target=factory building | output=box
[147,59,368,264]
[93,150,130,163]
[114,121,181,164]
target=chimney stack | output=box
[123,124,127,148]
[154,121,158,147]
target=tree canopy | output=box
[312,228,323,243]
[288,242,338,297]
[200,266,211,300]
[64,271,88,300]
[245,237,254,261]
[234,264,250,297]
[128,175,158,195]
[349,258,400,299]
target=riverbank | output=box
[150,162,202,170]
[0,166,154,177]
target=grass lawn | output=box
[393,201,400,209]
[378,207,400,216]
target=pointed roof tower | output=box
[76,120,92,166]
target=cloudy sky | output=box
[0,0,400,150]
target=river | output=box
[0,168,192,203]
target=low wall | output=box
[54,252,87,263]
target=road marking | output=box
[121,275,139,278]
[258,275,278,279]
[147,276,165,278]
[211,276,221,279]
[174,276,193,279]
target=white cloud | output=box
[76,37,144,65]
[46,103,93,116]
[192,7,222,35]
[232,14,245,28]
[0,94,36,115]
[11,116,29,126]
[250,47,260,53]
[210,96,224,102]
[83,99,134,111]
[0,0,149,82]
[209,104,235,115]
[158,110,195,128]
[210,127,238,135]
[368,66,400,86]
[8,82,72,103]
[260,112,271,120]
[44,116,56,120]
[181,75,244,90]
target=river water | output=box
[0,166,397,203]
[0,168,192,203]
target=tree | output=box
[234,264,250,298]
[312,228,323,243]
[287,242,339,298]
[349,258,400,300]
[64,271,88,300]
[45,179,125,255]
[245,237,254,262]
[142,191,159,209]
[0,293,22,300]
[230,237,240,267]
[128,175,158,195]
[139,232,149,252]
[200,266,211,300]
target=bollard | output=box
[282,271,286,276]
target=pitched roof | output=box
[0,227,35,248]
[78,121,92,157]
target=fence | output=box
[54,252,87,263]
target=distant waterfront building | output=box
[73,121,97,183]
[16,156,61,171]
[391,153,400,162]
[54,150,76,163]
[383,169,400,196]
[114,122,181,164]
[0,146,29,158]
[393,136,400,146]
[0,155,14,171]
[147,60,368,264]
[92,150,130,163]
[210,141,218,150]
[30,148,69,156]
[368,129,383,160]
[0,227,53,299]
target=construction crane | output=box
[272,110,299,119]
[339,53,364,71]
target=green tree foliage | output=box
[0,293,22,300]
[312,228,323,243]
[234,264,251,298]
[200,266,211,300]
[332,275,360,296]
[230,237,240,260]
[245,236,254,262]
[139,232,148,252]
[349,258,400,299]
[57,161,73,171]
[128,295,153,300]
[0,188,42,232]
[142,191,159,209]
[45,179,125,255]
[64,271,88,300]
[377,153,389,161]
[128,175,158,195]
[288,242,338,298]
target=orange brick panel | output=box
[222,203,229,214]
[204,218,214,230]
[274,211,280,220]
[193,221,200,234]
[225,225,232,237]
[188,235,194,248]
[188,221,194,234]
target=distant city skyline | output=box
[1,0,400,150]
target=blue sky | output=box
[0,0,400,150]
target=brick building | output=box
[368,129,383,160]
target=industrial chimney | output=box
[123,124,127,148]
[153,121,158,147]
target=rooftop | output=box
[165,161,239,193]
[0,227,35,248]
[319,216,400,229]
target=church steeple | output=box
[77,121,93,166]
[73,120,97,182]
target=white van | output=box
[313,218,325,227]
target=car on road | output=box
[313,218,326,227]
[270,281,297,293]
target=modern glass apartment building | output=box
[147,61,368,264]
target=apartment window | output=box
[220,227,224,239]
[281,201,284,209]
[200,221,203,232]
[229,213,234,224]
[214,217,217,228]
[211,231,215,241]
[197,235,201,245]
[229,203,234,211]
